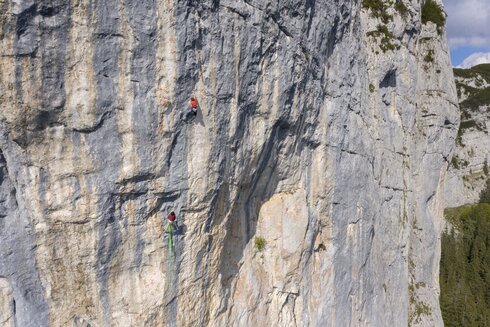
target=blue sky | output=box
[444,0,490,67]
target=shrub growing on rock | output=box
[422,0,445,33]
[254,236,266,251]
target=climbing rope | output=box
[166,221,175,257]
[165,221,175,288]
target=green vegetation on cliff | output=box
[454,64,490,109]
[362,0,393,24]
[421,0,445,34]
[440,192,490,326]
[254,236,266,251]
[480,180,490,204]
[453,64,490,145]
[454,64,490,82]
[460,88,490,111]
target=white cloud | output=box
[444,0,490,49]
[449,36,489,49]
[457,52,490,68]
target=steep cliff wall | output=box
[445,64,490,207]
[0,0,458,326]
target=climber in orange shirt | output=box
[183,97,198,122]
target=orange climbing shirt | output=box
[190,98,198,109]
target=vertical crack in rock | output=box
[126,0,158,173]
[39,0,71,112]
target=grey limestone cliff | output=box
[0,0,458,326]
[445,64,490,207]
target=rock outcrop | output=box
[0,0,458,326]
[445,64,490,207]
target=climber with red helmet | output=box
[182,97,198,123]
[166,211,176,230]
[165,211,177,251]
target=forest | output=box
[440,181,490,326]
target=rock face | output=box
[445,64,490,207]
[0,0,458,326]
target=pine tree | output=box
[441,203,490,326]
[480,179,490,204]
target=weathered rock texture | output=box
[445,65,490,207]
[0,0,458,326]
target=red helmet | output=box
[167,211,176,222]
